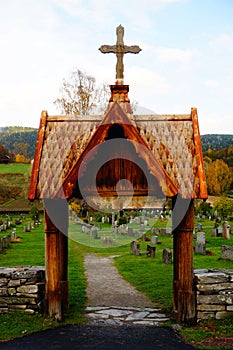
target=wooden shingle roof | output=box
[28,96,207,202]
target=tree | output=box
[54,69,110,116]
[213,196,233,219]
[206,159,232,195]
[13,142,28,158]
[15,154,30,164]
[0,144,9,158]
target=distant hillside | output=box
[201,134,233,152]
[0,126,38,159]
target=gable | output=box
[28,105,207,202]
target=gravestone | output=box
[197,223,202,231]
[223,221,230,240]
[151,235,158,245]
[162,248,172,264]
[6,221,11,229]
[211,228,217,237]
[142,233,147,242]
[146,245,156,258]
[128,227,133,236]
[26,222,31,232]
[93,228,98,239]
[195,232,206,255]
[151,227,155,234]
[135,232,140,239]
[11,228,16,241]
[221,245,233,261]
[217,226,223,237]
[130,241,140,256]
[160,228,166,236]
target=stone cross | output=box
[99,24,141,84]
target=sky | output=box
[0,0,233,135]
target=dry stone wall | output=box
[194,269,233,322]
[0,266,45,314]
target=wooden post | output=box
[59,201,69,315]
[44,199,69,320]
[172,195,196,325]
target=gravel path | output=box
[84,254,154,307]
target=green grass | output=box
[0,163,31,203]
[0,215,233,347]
[0,215,87,341]
[180,318,233,349]
[0,163,31,174]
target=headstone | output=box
[130,241,140,256]
[93,229,98,239]
[140,223,145,230]
[197,223,202,231]
[151,235,158,245]
[162,248,172,264]
[135,232,140,239]
[142,233,147,242]
[11,228,16,241]
[223,221,230,240]
[128,227,133,236]
[221,245,233,261]
[160,228,166,236]
[211,229,217,237]
[146,245,156,258]
[195,232,206,255]
[26,222,31,232]
[151,227,155,234]
[217,226,223,237]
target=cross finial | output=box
[99,25,141,84]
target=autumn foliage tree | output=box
[54,69,110,116]
[213,196,233,218]
[206,159,232,195]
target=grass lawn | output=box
[0,214,233,348]
[0,163,31,174]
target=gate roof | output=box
[28,87,207,201]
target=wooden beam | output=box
[172,196,196,325]
[44,199,69,320]
[59,201,69,316]
[44,209,61,320]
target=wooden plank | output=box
[28,111,47,200]
[44,208,61,320]
[172,196,196,324]
[59,201,68,315]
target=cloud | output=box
[153,46,199,64]
[203,80,218,88]
[209,33,233,50]
[127,66,171,93]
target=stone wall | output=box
[194,269,233,322]
[0,266,45,314]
